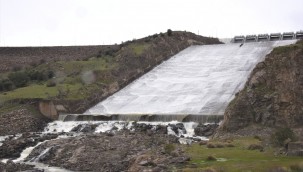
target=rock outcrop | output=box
[26,131,189,171]
[217,40,303,136]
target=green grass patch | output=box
[0,57,119,102]
[128,43,150,56]
[0,83,83,101]
[183,137,303,172]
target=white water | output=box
[0,136,9,146]
[31,147,52,162]
[13,142,44,163]
[87,41,296,115]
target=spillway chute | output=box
[85,40,297,123]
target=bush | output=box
[167,29,173,36]
[215,143,225,148]
[8,72,29,88]
[225,143,235,147]
[206,155,217,161]
[47,70,55,78]
[248,144,264,151]
[206,143,216,148]
[46,80,56,87]
[290,163,303,172]
[254,135,262,141]
[12,65,22,71]
[271,128,297,146]
[164,144,175,154]
[0,79,14,91]
[199,140,208,145]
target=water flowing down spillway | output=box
[86,40,296,117]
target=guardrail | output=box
[232,31,303,43]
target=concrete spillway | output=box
[80,40,296,122]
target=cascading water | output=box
[0,40,298,171]
[86,40,296,120]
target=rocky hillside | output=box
[0,45,119,72]
[217,40,303,137]
[0,31,220,120]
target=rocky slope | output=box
[216,40,303,137]
[0,45,119,72]
[0,31,221,117]
[0,105,50,136]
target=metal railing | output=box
[232,31,303,43]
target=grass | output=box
[0,83,83,101]
[182,137,303,172]
[0,56,118,102]
[128,43,150,56]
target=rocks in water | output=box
[168,123,186,135]
[71,124,98,133]
[0,133,58,159]
[194,123,219,137]
[0,160,42,172]
[26,131,188,171]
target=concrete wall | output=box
[39,100,58,120]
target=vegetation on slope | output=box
[0,30,221,114]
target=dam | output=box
[68,40,297,122]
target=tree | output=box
[167,29,173,36]
[0,79,14,91]
[8,72,30,88]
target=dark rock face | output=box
[0,133,58,159]
[217,40,303,134]
[26,131,187,171]
[0,161,41,172]
[168,123,186,135]
[71,124,98,133]
[194,124,219,137]
[0,106,50,136]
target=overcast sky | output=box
[0,0,302,46]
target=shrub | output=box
[164,144,175,154]
[0,79,14,91]
[248,144,264,151]
[201,168,217,172]
[254,135,262,141]
[47,70,55,78]
[225,143,235,147]
[290,163,303,172]
[206,143,216,148]
[46,80,56,87]
[199,140,208,145]
[271,127,297,146]
[206,155,217,161]
[215,143,225,148]
[167,29,173,36]
[12,65,22,71]
[39,59,46,64]
[8,72,29,88]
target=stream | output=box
[0,120,214,171]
